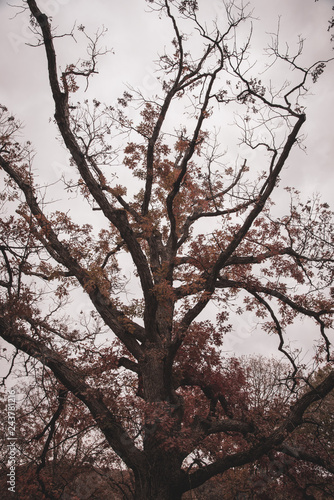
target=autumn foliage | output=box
[0,1,333,499]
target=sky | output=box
[0,0,332,195]
[0,0,333,369]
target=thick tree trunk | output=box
[133,458,183,500]
[133,352,184,499]
[140,350,178,407]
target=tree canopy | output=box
[0,1,333,499]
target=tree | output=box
[0,0,333,498]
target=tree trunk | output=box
[133,331,185,499]
[133,458,183,500]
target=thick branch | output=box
[0,155,144,357]
[198,417,254,437]
[26,0,155,334]
[180,369,334,492]
[177,372,232,418]
[0,313,144,470]
[175,113,306,347]
[279,443,334,475]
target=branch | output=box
[177,197,256,249]
[198,417,254,437]
[214,276,333,361]
[224,246,334,266]
[141,1,218,219]
[0,154,144,357]
[0,313,144,470]
[175,113,306,346]
[26,1,155,334]
[0,247,13,291]
[208,113,306,287]
[166,67,222,252]
[180,369,334,493]
[141,0,184,217]
[177,372,232,418]
[35,388,68,500]
[218,277,332,337]
[248,289,298,378]
[278,443,334,475]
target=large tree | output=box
[0,1,333,498]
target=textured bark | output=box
[134,456,184,500]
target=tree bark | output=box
[133,454,184,500]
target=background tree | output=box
[0,1,333,499]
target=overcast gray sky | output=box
[1,0,333,190]
[0,0,333,366]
